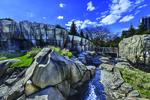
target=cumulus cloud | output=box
[101,14,121,25]
[99,0,145,25]
[57,16,64,20]
[119,15,134,22]
[100,0,132,25]
[59,3,65,8]
[66,19,99,30]
[87,1,95,11]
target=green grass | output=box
[10,53,33,68]
[119,67,150,99]
[48,46,73,58]
[0,46,72,68]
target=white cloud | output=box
[138,4,147,9]
[135,0,144,4]
[101,14,121,25]
[87,1,95,11]
[119,15,134,22]
[42,17,46,19]
[59,3,65,8]
[135,10,141,15]
[57,16,64,20]
[100,0,132,25]
[66,19,100,30]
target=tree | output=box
[80,30,84,38]
[83,26,111,46]
[137,22,145,35]
[55,24,65,29]
[70,21,77,35]
[128,25,136,37]
[70,22,77,49]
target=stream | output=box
[83,68,106,100]
[78,52,106,100]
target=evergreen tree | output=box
[128,25,136,37]
[80,30,84,38]
[70,22,77,49]
[137,22,145,35]
[70,21,77,35]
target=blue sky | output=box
[0,0,150,34]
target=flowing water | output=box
[83,68,106,100]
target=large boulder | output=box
[24,48,96,99]
[119,35,150,65]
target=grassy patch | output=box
[48,46,73,58]
[0,46,72,68]
[119,67,150,99]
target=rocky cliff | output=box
[0,19,67,51]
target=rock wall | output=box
[0,19,93,52]
[119,35,150,65]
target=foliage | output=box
[70,21,77,35]
[80,30,84,38]
[84,26,111,46]
[48,46,73,58]
[137,22,145,35]
[55,24,65,29]
[128,25,136,36]
[119,67,150,99]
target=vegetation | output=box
[48,46,72,58]
[10,47,41,68]
[121,22,150,39]
[55,24,65,29]
[0,46,72,68]
[119,67,150,99]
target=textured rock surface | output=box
[100,57,146,100]
[0,19,93,52]
[119,35,150,65]
[0,48,96,100]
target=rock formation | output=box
[100,57,148,100]
[119,35,150,66]
[0,48,96,100]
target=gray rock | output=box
[101,64,113,72]
[119,83,133,94]
[25,80,39,96]
[0,84,9,98]
[119,35,150,65]
[27,87,65,100]
[128,90,140,97]
[56,81,70,98]
[5,77,17,85]
[0,59,19,78]
[17,94,26,100]
[4,79,24,100]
